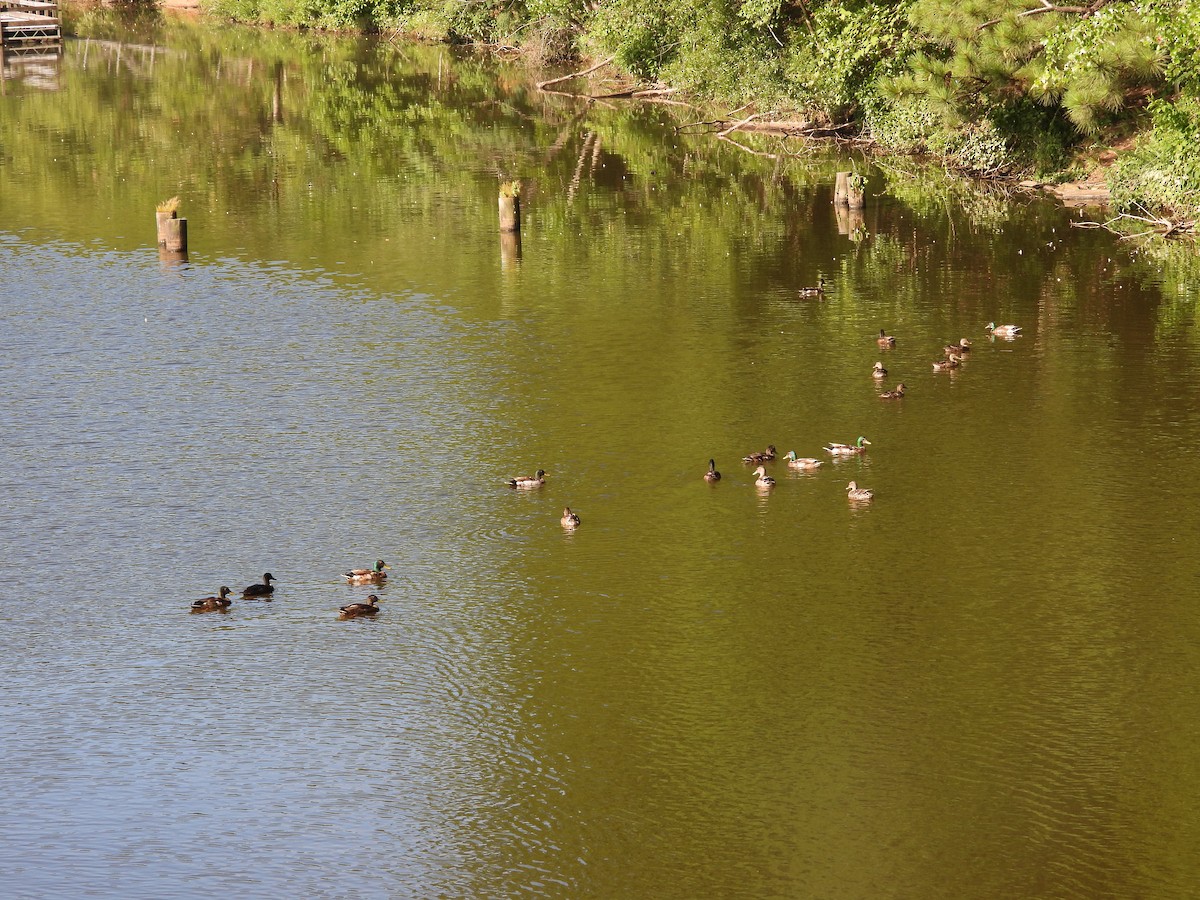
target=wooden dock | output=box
[0,0,62,57]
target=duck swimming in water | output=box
[339,595,381,618]
[344,560,388,584]
[846,481,874,502]
[191,587,233,613]
[561,507,581,530]
[242,573,275,599]
[704,459,721,482]
[743,445,777,464]
[824,436,871,456]
[507,469,546,488]
[782,450,822,470]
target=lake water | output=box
[3,10,1200,898]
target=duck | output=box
[986,322,1022,336]
[242,573,275,599]
[743,445,777,464]
[945,338,972,355]
[339,595,381,618]
[561,507,581,530]
[782,450,823,470]
[846,481,874,502]
[824,436,871,456]
[872,361,888,379]
[753,465,776,488]
[932,353,961,372]
[507,469,546,489]
[704,459,721,482]
[797,276,825,298]
[344,560,388,584]
[191,586,233,613]
[879,383,906,399]
[876,329,896,348]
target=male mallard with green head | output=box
[339,595,381,618]
[986,322,1022,336]
[797,277,825,298]
[191,586,233,613]
[782,450,823,470]
[242,573,275,599]
[824,436,871,456]
[507,469,546,489]
[344,560,388,584]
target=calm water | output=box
[3,10,1200,898]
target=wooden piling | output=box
[834,172,849,206]
[163,217,187,252]
[835,172,866,209]
[155,197,186,252]
[498,194,520,233]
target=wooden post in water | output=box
[498,182,521,233]
[835,172,867,209]
[155,196,187,253]
[163,217,187,252]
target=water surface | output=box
[3,11,1200,898]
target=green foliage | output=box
[207,0,407,30]
[1109,97,1200,217]
[783,0,919,120]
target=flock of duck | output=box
[189,322,1022,616]
[504,321,1024,514]
[189,561,390,617]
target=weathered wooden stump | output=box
[835,172,866,209]
[162,216,187,252]
[834,172,850,206]
[155,198,187,252]
[498,194,520,233]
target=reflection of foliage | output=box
[10,8,1199,324]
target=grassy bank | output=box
[203,0,1200,222]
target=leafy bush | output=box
[1109,97,1200,217]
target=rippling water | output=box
[3,13,1200,899]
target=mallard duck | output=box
[879,383,906,399]
[507,469,546,489]
[824,436,871,456]
[704,459,721,482]
[872,361,888,379]
[743,445,777,464]
[561,507,581,529]
[986,322,1022,336]
[797,277,825,298]
[339,595,381,618]
[846,481,874,501]
[753,465,776,488]
[344,560,388,584]
[932,353,961,372]
[955,338,972,353]
[876,329,896,348]
[242,573,275,598]
[782,450,823,470]
[945,339,972,355]
[191,586,233,613]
